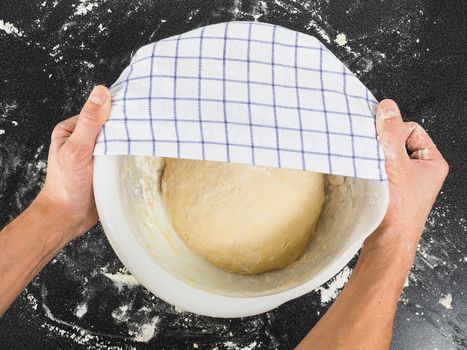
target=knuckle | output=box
[406,121,418,129]
[441,159,449,176]
[51,122,65,140]
[411,122,424,134]
[434,157,449,180]
[51,124,61,137]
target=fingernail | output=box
[89,86,108,106]
[377,100,400,120]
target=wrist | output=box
[31,192,77,247]
[363,221,423,259]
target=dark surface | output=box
[0,0,466,349]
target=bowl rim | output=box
[93,155,388,318]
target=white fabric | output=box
[94,21,386,181]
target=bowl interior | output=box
[118,156,386,297]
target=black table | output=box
[1,1,466,349]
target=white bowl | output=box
[93,155,388,318]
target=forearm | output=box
[296,222,424,350]
[0,195,72,316]
[0,85,109,316]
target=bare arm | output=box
[0,85,111,316]
[0,196,69,316]
[297,99,449,349]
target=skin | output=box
[296,100,448,349]
[0,93,448,350]
[0,85,111,316]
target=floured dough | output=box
[161,159,325,274]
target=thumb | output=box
[68,85,111,156]
[376,99,408,164]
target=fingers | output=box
[407,122,449,178]
[377,101,445,162]
[51,115,79,140]
[376,99,408,164]
[50,115,79,153]
[67,85,111,158]
[405,122,438,160]
[376,99,449,185]
[402,121,417,141]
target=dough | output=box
[161,159,325,274]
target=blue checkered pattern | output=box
[94,21,387,181]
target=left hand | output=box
[371,99,448,245]
[37,85,111,242]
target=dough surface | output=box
[161,159,325,274]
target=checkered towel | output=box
[94,21,387,181]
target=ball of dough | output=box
[161,159,325,274]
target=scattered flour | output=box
[335,33,347,46]
[129,316,160,342]
[36,160,47,170]
[103,271,140,291]
[41,301,122,349]
[26,292,38,310]
[403,276,409,288]
[438,294,453,310]
[316,266,352,303]
[400,296,409,305]
[74,0,99,16]
[111,305,130,323]
[82,60,95,68]
[252,1,267,21]
[306,19,331,43]
[224,341,257,350]
[174,305,185,313]
[0,19,24,36]
[75,302,88,318]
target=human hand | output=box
[374,99,448,243]
[37,85,111,243]
[297,99,448,350]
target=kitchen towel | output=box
[94,21,386,181]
